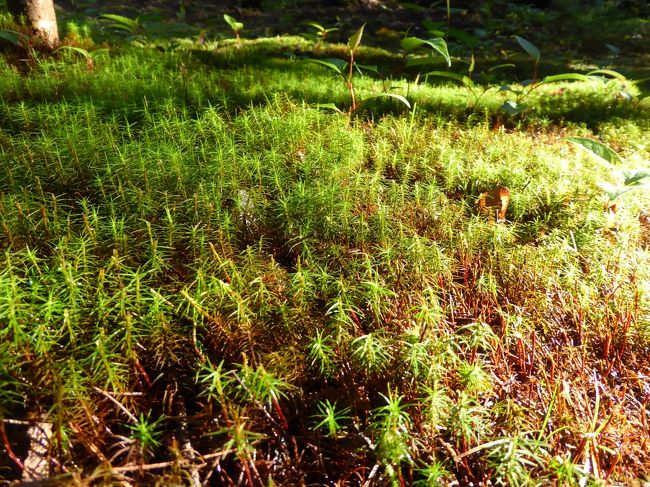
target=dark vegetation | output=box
[0,0,649,485]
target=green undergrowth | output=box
[0,29,649,486]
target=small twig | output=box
[2,418,32,425]
[111,451,226,473]
[93,387,138,424]
[362,463,380,487]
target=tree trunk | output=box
[6,0,59,49]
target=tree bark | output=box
[6,0,59,49]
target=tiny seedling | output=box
[306,24,411,115]
[401,35,451,68]
[425,55,514,111]
[567,137,650,211]
[498,36,614,115]
[312,399,351,437]
[303,21,338,50]
[55,45,109,69]
[223,14,243,48]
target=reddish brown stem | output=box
[348,52,356,112]
[271,395,288,430]
[0,421,24,471]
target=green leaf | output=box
[401,37,426,51]
[55,45,91,58]
[99,13,140,32]
[405,54,447,67]
[565,137,623,165]
[425,38,451,67]
[0,29,26,45]
[586,69,627,82]
[356,63,378,74]
[514,35,540,62]
[501,100,527,115]
[315,103,342,112]
[425,71,473,88]
[223,14,243,32]
[402,37,450,67]
[364,93,412,109]
[621,169,650,186]
[542,73,591,83]
[348,24,365,52]
[305,58,347,74]
[306,22,325,32]
[598,182,631,201]
[90,48,110,59]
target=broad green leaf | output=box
[401,36,450,57]
[364,93,411,109]
[99,13,140,32]
[425,71,473,88]
[356,63,378,74]
[223,14,243,32]
[498,85,524,95]
[99,13,137,25]
[598,182,631,201]
[427,29,446,37]
[305,58,347,74]
[90,48,110,59]
[348,24,365,52]
[0,29,24,45]
[400,37,426,51]
[514,35,540,62]
[306,22,325,32]
[565,137,623,165]
[542,73,591,83]
[621,169,650,186]
[586,69,627,81]
[501,100,527,115]
[56,45,91,58]
[316,103,342,112]
[405,54,447,67]
[430,38,451,67]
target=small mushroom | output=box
[478,185,510,223]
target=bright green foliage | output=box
[312,399,351,437]
[223,14,243,47]
[306,25,411,114]
[128,413,164,458]
[0,4,648,485]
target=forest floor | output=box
[0,0,649,485]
